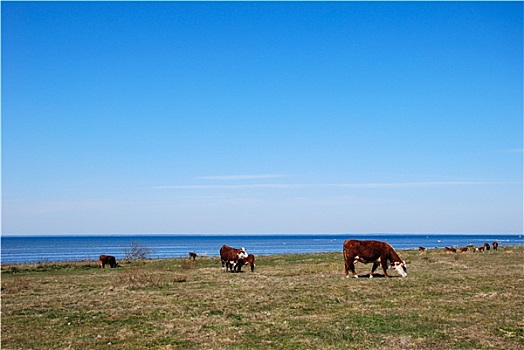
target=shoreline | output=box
[3,233,521,265]
[2,245,521,268]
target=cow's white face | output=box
[393,261,407,277]
[238,248,248,259]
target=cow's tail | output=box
[342,243,350,278]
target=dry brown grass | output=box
[1,247,523,349]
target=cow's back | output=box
[343,240,391,261]
[220,245,239,261]
[220,245,231,259]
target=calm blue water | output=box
[1,234,522,264]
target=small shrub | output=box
[123,241,153,262]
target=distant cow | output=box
[484,243,491,251]
[236,254,256,272]
[188,252,198,260]
[418,246,426,252]
[98,255,117,268]
[343,240,407,279]
[474,246,485,253]
[444,247,457,253]
[492,242,499,251]
[220,245,248,272]
[459,247,469,253]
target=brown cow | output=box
[235,254,256,272]
[188,252,198,260]
[98,255,117,268]
[418,246,426,252]
[459,247,469,253]
[444,247,457,253]
[492,242,499,251]
[343,240,407,279]
[220,245,248,272]
[484,243,491,251]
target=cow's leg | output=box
[344,254,355,278]
[370,261,380,278]
[348,259,358,278]
[380,258,390,278]
[236,259,246,272]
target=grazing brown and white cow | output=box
[474,246,485,253]
[492,242,499,251]
[236,254,256,272]
[343,240,407,279]
[418,246,426,252]
[484,243,491,251]
[220,245,248,272]
[98,255,117,268]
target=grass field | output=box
[2,246,523,349]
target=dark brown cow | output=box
[418,246,426,252]
[220,245,248,272]
[459,247,469,253]
[492,242,499,251]
[484,243,491,251]
[343,240,407,279]
[444,247,457,253]
[98,255,117,268]
[188,252,198,260]
[235,254,256,272]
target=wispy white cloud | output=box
[196,174,285,181]
[154,183,291,190]
[153,181,520,190]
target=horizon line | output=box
[2,232,523,237]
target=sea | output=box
[1,233,522,265]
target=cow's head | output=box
[393,261,407,277]
[238,247,248,259]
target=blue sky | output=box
[2,2,522,235]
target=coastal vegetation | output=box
[2,246,523,349]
